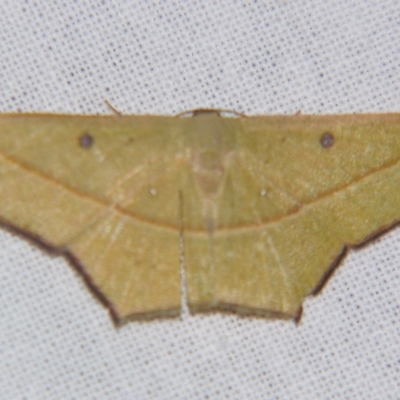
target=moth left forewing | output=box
[211,114,400,317]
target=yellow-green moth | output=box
[1,110,399,322]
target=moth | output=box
[1,110,399,323]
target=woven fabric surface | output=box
[0,2,399,399]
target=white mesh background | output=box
[0,1,400,399]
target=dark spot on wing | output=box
[79,133,93,149]
[320,132,334,148]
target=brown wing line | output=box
[0,151,180,233]
[1,149,400,235]
[215,153,400,233]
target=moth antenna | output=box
[104,100,123,116]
